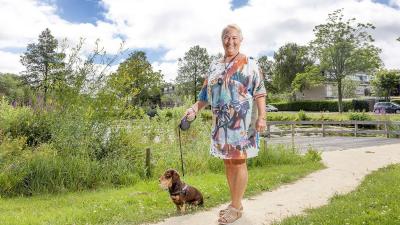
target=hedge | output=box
[270,99,370,112]
[392,99,400,105]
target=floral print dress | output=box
[198,54,266,159]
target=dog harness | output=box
[170,184,188,196]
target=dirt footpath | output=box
[145,143,400,225]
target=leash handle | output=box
[178,127,185,177]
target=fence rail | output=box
[264,120,400,138]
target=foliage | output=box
[371,69,400,101]
[348,112,372,121]
[342,77,360,98]
[304,149,322,162]
[106,51,164,107]
[297,110,310,121]
[20,28,66,104]
[291,65,325,93]
[272,100,355,112]
[0,73,33,104]
[175,45,211,102]
[310,9,382,112]
[258,56,276,93]
[272,43,314,93]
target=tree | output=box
[291,65,325,93]
[20,28,65,104]
[342,77,359,98]
[0,73,32,104]
[107,51,163,107]
[272,43,314,93]
[258,56,276,93]
[371,69,400,101]
[176,45,211,102]
[310,9,382,112]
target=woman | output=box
[184,24,266,224]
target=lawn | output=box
[0,156,323,225]
[277,164,400,225]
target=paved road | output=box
[265,135,400,153]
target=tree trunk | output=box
[337,79,343,113]
[44,63,48,105]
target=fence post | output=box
[385,121,390,138]
[322,121,325,137]
[354,121,358,137]
[267,124,271,138]
[145,148,151,178]
[291,123,295,137]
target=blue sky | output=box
[0,0,399,81]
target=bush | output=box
[297,110,310,121]
[272,99,370,112]
[348,112,372,121]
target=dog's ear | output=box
[172,170,180,180]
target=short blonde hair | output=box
[221,24,243,41]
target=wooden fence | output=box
[264,120,400,138]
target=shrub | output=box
[272,100,369,112]
[348,112,372,121]
[297,110,310,121]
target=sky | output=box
[0,0,399,82]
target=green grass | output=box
[0,161,323,225]
[278,164,400,225]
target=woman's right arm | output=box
[184,100,208,120]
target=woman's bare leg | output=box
[224,159,248,209]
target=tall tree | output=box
[371,69,400,101]
[310,9,382,112]
[107,51,163,107]
[258,56,276,93]
[272,43,314,93]
[176,45,211,102]
[291,65,325,93]
[20,28,65,104]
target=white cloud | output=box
[0,50,24,74]
[0,0,400,79]
[152,61,179,82]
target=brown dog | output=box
[159,169,204,212]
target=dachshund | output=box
[159,169,204,213]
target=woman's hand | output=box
[183,107,197,121]
[255,117,266,132]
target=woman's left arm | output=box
[255,96,266,132]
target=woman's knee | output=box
[224,159,246,166]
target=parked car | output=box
[266,104,278,112]
[373,102,400,114]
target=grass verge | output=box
[278,164,400,225]
[0,153,323,225]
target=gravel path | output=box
[145,142,400,225]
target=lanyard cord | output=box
[223,52,240,72]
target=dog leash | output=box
[177,127,185,177]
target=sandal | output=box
[219,204,243,217]
[218,205,242,224]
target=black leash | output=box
[177,127,185,177]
